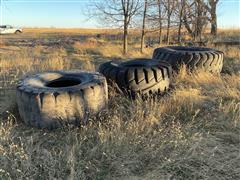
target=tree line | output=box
[93,0,219,54]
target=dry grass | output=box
[0,29,239,179]
[24,28,122,35]
[72,37,152,59]
[0,47,70,90]
[216,29,240,41]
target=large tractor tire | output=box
[99,59,172,97]
[16,71,108,129]
[152,46,224,73]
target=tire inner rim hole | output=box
[46,78,81,88]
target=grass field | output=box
[0,29,239,179]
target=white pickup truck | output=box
[0,25,23,34]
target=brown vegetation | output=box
[0,29,239,179]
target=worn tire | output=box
[99,59,172,96]
[152,46,224,73]
[16,71,108,129]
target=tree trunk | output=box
[166,0,171,45]
[210,2,217,36]
[141,0,148,53]
[157,0,162,45]
[123,18,128,54]
[178,0,184,43]
[211,14,217,36]
[158,26,162,45]
[166,16,170,44]
[195,0,202,42]
[178,20,182,43]
[205,0,218,37]
[183,14,194,38]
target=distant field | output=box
[23,28,122,34]
[0,29,239,179]
[22,27,240,38]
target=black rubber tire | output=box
[152,46,224,73]
[99,59,172,97]
[16,71,108,129]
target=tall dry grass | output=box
[0,30,239,179]
[0,69,239,179]
[0,47,70,89]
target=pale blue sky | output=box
[0,0,239,28]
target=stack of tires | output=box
[16,46,223,129]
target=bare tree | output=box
[163,0,175,44]
[140,0,148,53]
[94,0,141,54]
[182,0,209,41]
[175,0,186,43]
[157,0,164,45]
[195,0,208,41]
[205,0,219,37]
[182,1,194,37]
[143,0,165,45]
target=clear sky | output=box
[0,0,239,28]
